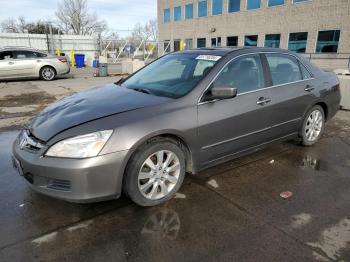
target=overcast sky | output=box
[0,0,157,35]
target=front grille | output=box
[47,179,71,192]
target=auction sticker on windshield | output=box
[196,55,221,62]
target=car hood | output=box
[29,84,171,141]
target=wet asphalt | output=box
[0,111,350,262]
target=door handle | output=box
[257,97,271,106]
[304,85,315,92]
[36,60,42,63]
[8,61,14,65]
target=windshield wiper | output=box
[131,88,154,95]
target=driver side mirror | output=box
[211,86,237,100]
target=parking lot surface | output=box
[0,68,122,131]
[0,109,350,261]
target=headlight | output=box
[45,130,113,158]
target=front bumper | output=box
[12,138,129,203]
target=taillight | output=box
[58,57,67,63]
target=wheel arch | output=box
[122,131,195,177]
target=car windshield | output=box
[121,53,220,98]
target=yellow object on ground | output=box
[55,48,61,56]
[70,49,75,67]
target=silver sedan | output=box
[0,47,70,81]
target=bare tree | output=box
[0,17,60,34]
[131,19,158,42]
[55,0,107,35]
[0,18,19,33]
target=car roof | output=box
[0,46,45,53]
[175,47,297,57]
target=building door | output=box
[185,39,193,50]
[174,40,181,52]
[211,37,222,47]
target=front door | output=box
[0,51,16,78]
[197,54,275,166]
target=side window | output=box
[299,62,312,80]
[0,51,13,60]
[13,51,38,59]
[266,54,302,86]
[212,54,265,94]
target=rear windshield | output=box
[121,53,221,98]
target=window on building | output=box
[265,54,302,85]
[227,36,238,47]
[228,0,240,12]
[288,32,308,53]
[316,30,340,53]
[197,38,206,48]
[293,0,310,3]
[164,8,171,23]
[185,3,194,19]
[163,41,171,53]
[211,37,222,47]
[212,54,265,94]
[212,0,223,15]
[265,34,281,48]
[268,0,284,7]
[247,0,261,10]
[174,6,182,21]
[198,0,208,17]
[245,35,258,46]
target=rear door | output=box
[263,53,315,137]
[0,51,16,78]
[197,54,276,166]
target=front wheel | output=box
[40,66,56,81]
[300,105,325,146]
[124,138,186,206]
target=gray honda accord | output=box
[12,47,340,206]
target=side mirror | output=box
[211,86,237,100]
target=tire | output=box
[300,105,325,146]
[124,138,186,207]
[40,66,56,81]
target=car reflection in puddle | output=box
[301,155,328,171]
[141,208,180,240]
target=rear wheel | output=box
[40,66,56,81]
[124,138,186,206]
[300,105,325,146]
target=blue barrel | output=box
[74,54,85,68]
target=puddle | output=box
[141,209,180,240]
[290,213,312,229]
[301,155,327,171]
[308,217,350,260]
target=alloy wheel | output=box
[42,67,55,80]
[305,109,323,142]
[138,150,181,200]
